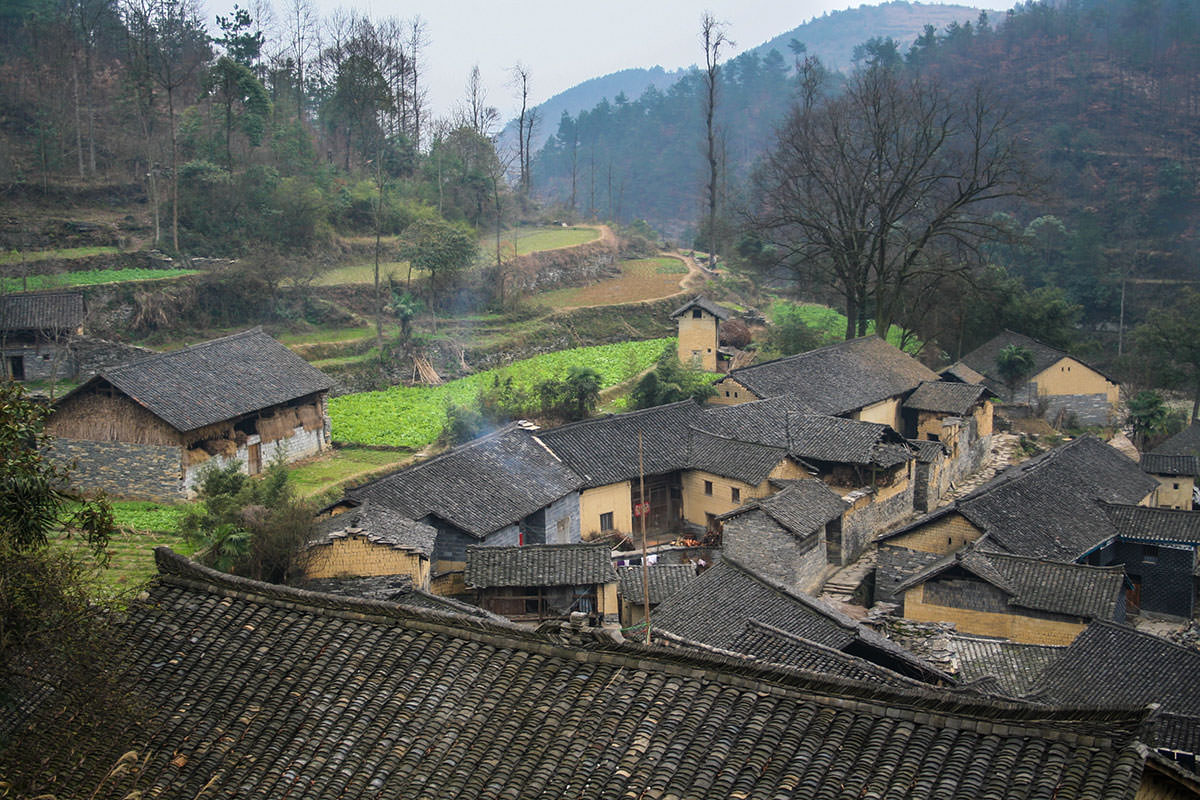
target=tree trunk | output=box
[168,86,179,253]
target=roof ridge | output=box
[103,326,267,374]
[464,542,611,553]
[150,548,1153,740]
[979,549,1128,574]
[1086,619,1200,659]
[540,399,698,434]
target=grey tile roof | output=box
[719,478,847,538]
[950,634,1066,696]
[940,361,989,386]
[876,545,946,602]
[1098,501,1200,544]
[897,548,1126,620]
[349,424,582,539]
[298,574,499,619]
[696,398,913,468]
[617,564,697,605]
[465,543,617,588]
[728,619,922,688]
[5,548,1156,799]
[1028,621,1200,753]
[883,437,1157,561]
[1140,453,1199,477]
[903,380,991,415]
[535,400,701,486]
[651,559,952,684]
[0,291,84,331]
[957,330,1118,385]
[686,427,791,484]
[62,328,335,432]
[669,295,732,320]
[1153,421,1200,459]
[908,437,950,463]
[724,336,938,413]
[312,500,438,557]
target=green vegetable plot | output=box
[330,338,672,447]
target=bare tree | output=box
[459,64,498,138]
[510,63,536,195]
[700,12,731,268]
[750,66,1024,340]
[406,17,428,150]
[281,0,317,119]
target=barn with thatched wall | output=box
[47,327,334,500]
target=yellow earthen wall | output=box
[681,469,764,527]
[903,584,1086,645]
[710,377,756,406]
[599,582,619,619]
[1034,358,1120,406]
[975,400,994,437]
[304,535,430,587]
[872,465,912,502]
[677,311,720,372]
[884,512,983,554]
[854,396,902,430]
[580,481,633,537]
[1152,474,1195,510]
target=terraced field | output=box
[531,256,688,309]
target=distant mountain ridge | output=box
[508,1,1000,149]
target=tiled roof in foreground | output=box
[7,548,1156,800]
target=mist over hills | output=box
[505,2,996,151]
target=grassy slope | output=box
[531,256,687,310]
[1,267,198,292]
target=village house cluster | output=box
[19,295,1200,796]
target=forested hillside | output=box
[533,0,1200,357]
[0,0,511,261]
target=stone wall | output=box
[503,237,620,294]
[49,438,183,501]
[1111,540,1195,619]
[183,425,328,496]
[839,480,915,566]
[723,508,827,594]
[543,493,581,545]
[1,343,74,382]
[70,336,155,378]
[1040,392,1118,427]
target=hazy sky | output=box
[205,0,994,123]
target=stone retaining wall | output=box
[49,438,183,501]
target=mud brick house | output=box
[711,335,939,432]
[1154,421,1200,465]
[1141,453,1199,510]
[334,423,584,576]
[46,328,334,500]
[616,564,696,628]
[878,436,1157,564]
[6,547,1183,800]
[465,542,618,624]
[670,295,730,372]
[650,558,952,684]
[948,330,1120,425]
[0,290,84,381]
[719,478,848,594]
[304,500,438,589]
[893,547,1127,645]
[1028,621,1200,772]
[901,380,994,506]
[1089,502,1200,619]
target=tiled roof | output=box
[723,336,938,413]
[1028,621,1200,753]
[686,427,790,484]
[61,328,335,432]
[465,543,617,588]
[957,330,1118,385]
[6,549,1155,799]
[908,437,950,463]
[535,400,701,486]
[669,295,732,320]
[720,478,847,538]
[883,437,1157,561]
[0,291,84,331]
[902,380,990,415]
[1098,501,1200,544]
[696,398,913,468]
[1152,421,1200,459]
[349,424,582,538]
[313,500,438,557]
[651,559,951,684]
[617,564,697,605]
[941,361,989,386]
[298,574,498,619]
[1140,453,1199,477]
[728,619,922,688]
[951,634,1066,696]
[876,545,945,602]
[897,548,1126,620]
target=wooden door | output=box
[247,442,262,475]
